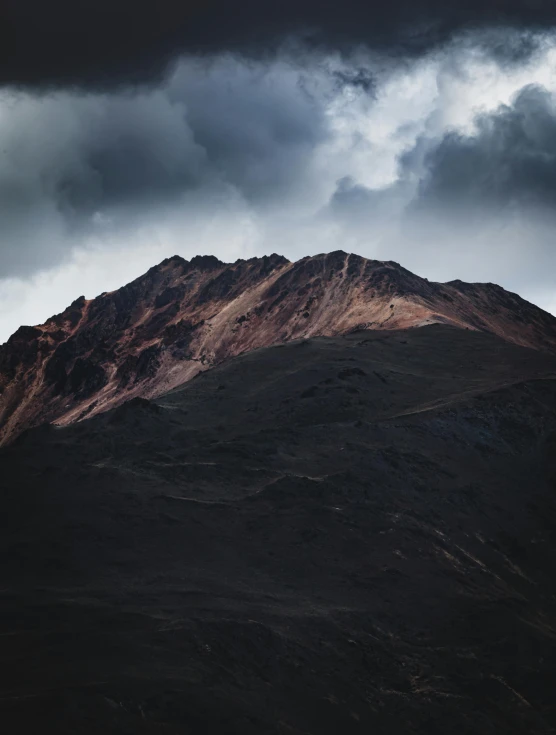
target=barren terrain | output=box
[2,325,556,733]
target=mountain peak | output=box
[1,251,555,445]
[190,254,225,270]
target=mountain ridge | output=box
[1,249,556,445]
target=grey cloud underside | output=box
[414,85,556,210]
[328,83,556,290]
[2,1,556,88]
[0,58,332,277]
[331,84,556,216]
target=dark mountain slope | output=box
[1,325,556,734]
[2,251,556,445]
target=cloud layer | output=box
[3,1,556,88]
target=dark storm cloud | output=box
[413,84,556,212]
[0,58,330,277]
[326,82,556,291]
[329,83,556,218]
[331,69,376,94]
[476,29,547,65]
[0,90,206,276]
[3,0,556,88]
[166,60,329,201]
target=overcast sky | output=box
[1,2,556,342]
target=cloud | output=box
[3,1,556,89]
[166,57,330,202]
[326,81,556,292]
[413,84,556,210]
[0,55,334,279]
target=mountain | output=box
[1,325,556,733]
[2,250,556,445]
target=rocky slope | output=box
[1,325,556,733]
[1,250,556,445]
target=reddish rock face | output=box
[1,250,556,445]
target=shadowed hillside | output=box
[1,325,556,733]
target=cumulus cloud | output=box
[331,81,556,219]
[326,80,556,294]
[414,84,556,210]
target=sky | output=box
[2,2,556,342]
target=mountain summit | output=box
[1,250,556,445]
